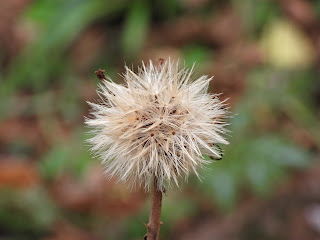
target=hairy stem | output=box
[146,179,162,240]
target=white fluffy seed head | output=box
[86,59,229,192]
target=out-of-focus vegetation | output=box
[0,0,320,239]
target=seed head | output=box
[86,60,229,191]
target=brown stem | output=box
[146,178,162,240]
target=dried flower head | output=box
[86,59,229,191]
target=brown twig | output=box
[146,178,162,240]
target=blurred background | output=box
[0,0,320,239]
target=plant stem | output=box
[146,178,162,240]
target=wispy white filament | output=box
[86,60,229,191]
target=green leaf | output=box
[243,136,311,195]
[209,169,238,210]
[182,45,212,68]
[39,146,68,180]
[2,0,127,95]
[122,0,150,57]
[0,188,57,234]
[246,137,311,168]
[246,159,286,196]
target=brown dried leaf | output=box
[0,159,39,189]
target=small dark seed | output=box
[210,155,222,161]
[144,123,153,128]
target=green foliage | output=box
[196,68,315,211]
[39,145,69,181]
[0,188,57,237]
[199,135,311,211]
[1,0,128,96]
[122,0,150,57]
[313,0,320,18]
[182,44,212,68]
[39,128,92,181]
[1,0,319,238]
[154,0,179,18]
[161,193,197,232]
[233,0,281,36]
